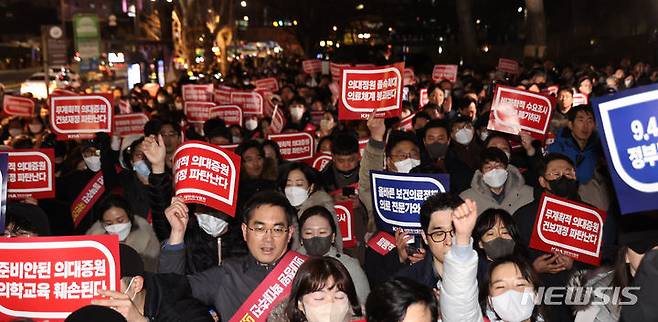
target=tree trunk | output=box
[456,0,478,65]
[525,0,547,58]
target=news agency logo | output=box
[519,287,641,306]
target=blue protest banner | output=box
[370,171,449,233]
[0,153,7,232]
[592,84,658,214]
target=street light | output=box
[273,21,278,27]
[517,6,523,13]
[243,16,249,21]
[332,26,337,31]
[320,40,326,47]
[240,1,247,7]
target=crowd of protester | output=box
[2,53,658,322]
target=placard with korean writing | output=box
[302,60,322,74]
[214,86,232,105]
[184,102,215,124]
[231,90,264,115]
[338,62,404,120]
[592,83,658,214]
[371,171,449,234]
[210,105,243,126]
[182,84,213,102]
[173,141,241,216]
[497,58,520,74]
[7,149,55,200]
[573,93,589,107]
[0,235,120,320]
[529,193,606,266]
[419,88,429,108]
[311,153,332,172]
[253,78,279,92]
[432,64,458,83]
[335,201,356,248]
[487,85,555,139]
[269,105,286,134]
[112,113,148,137]
[50,94,113,140]
[229,251,306,322]
[367,231,396,256]
[3,95,35,117]
[267,132,314,161]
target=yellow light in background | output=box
[293,20,298,25]
[356,3,364,10]
[273,21,278,27]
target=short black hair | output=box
[277,162,320,192]
[241,191,296,227]
[423,119,450,138]
[472,208,522,254]
[450,115,473,129]
[96,194,136,230]
[366,277,438,322]
[144,118,181,137]
[567,104,594,122]
[484,133,512,152]
[537,152,575,177]
[331,132,359,155]
[203,118,230,141]
[412,111,431,126]
[235,140,264,159]
[480,147,509,169]
[385,130,419,156]
[419,193,464,233]
[298,206,337,235]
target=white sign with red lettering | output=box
[182,84,214,102]
[214,86,232,105]
[338,62,404,120]
[3,95,34,117]
[432,64,458,83]
[184,102,216,124]
[210,105,243,126]
[7,149,55,199]
[267,132,314,161]
[252,78,279,92]
[49,94,113,140]
[112,113,149,137]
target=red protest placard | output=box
[530,193,606,266]
[112,113,149,137]
[432,64,458,83]
[330,63,349,82]
[358,138,369,158]
[3,95,35,117]
[311,153,332,172]
[267,132,314,161]
[543,85,559,97]
[184,102,215,123]
[231,90,264,115]
[302,60,322,74]
[253,78,279,92]
[173,141,241,216]
[229,251,307,322]
[335,201,356,248]
[0,235,120,320]
[419,88,429,108]
[118,99,132,114]
[367,231,396,256]
[214,86,232,105]
[338,62,404,120]
[396,113,415,131]
[269,105,286,134]
[210,105,243,126]
[7,149,55,200]
[49,94,113,140]
[50,88,76,96]
[572,93,589,107]
[487,85,555,139]
[182,84,214,102]
[218,144,239,153]
[497,58,520,74]
[403,68,415,86]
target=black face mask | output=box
[302,236,333,256]
[482,238,515,260]
[426,142,449,160]
[547,176,579,199]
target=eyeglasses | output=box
[247,226,289,237]
[390,151,420,161]
[544,168,576,180]
[427,229,454,243]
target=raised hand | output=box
[451,199,478,246]
[92,289,147,322]
[367,108,386,141]
[164,196,189,245]
[519,131,536,156]
[142,134,166,174]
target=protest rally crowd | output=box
[2,52,658,322]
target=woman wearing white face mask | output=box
[278,162,343,253]
[86,195,160,272]
[460,148,534,216]
[483,257,544,322]
[283,257,363,322]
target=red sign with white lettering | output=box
[572,93,589,107]
[396,113,415,132]
[210,105,243,126]
[338,62,404,120]
[118,99,132,114]
[419,88,429,108]
[335,201,356,248]
[173,141,241,216]
[112,113,149,137]
[302,60,322,74]
[367,231,396,256]
[214,86,232,105]
[231,91,264,115]
[497,58,520,74]
[229,251,307,322]
[487,85,555,139]
[182,84,214,102]
[543,85,559,97]
[529,193,607,266]
[330,63,349,82]
[184,102,216,124]
[269,105,286,134]
[3,95,35,117]
[0,235,120,321]
[311,153,332,172]
[267,132,314,161]
[432,64,458,83]
[7,149,55,200]
[252,78,279,92]
[49,94,113,140]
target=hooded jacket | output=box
[459,165,534,216]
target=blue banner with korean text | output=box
[370,171,449,233]
[592,84,658,214]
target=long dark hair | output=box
[472,208,527,259]
[612,245,633,289]
[277,162,320,194]
[95,194,137,232]
[286,257,362,322]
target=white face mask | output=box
[483,168,508,188]
[196,213,229,237]
[320,119,334,131]
[454,127,474,145]
[285,186,309,207]
[290,107,304,120]
[83,155,102,172]
[245,119,258,131]
[303,301,351,322]
[393,158,421,173]
[105,222,132,241]
[232,136,242,144]
[490,290,535,322]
